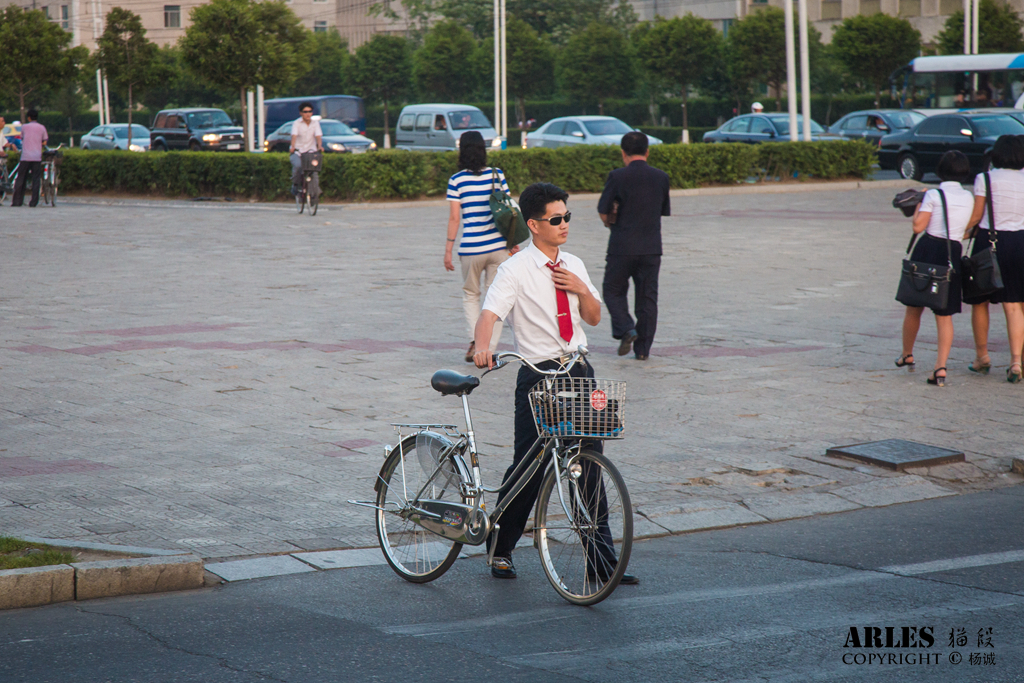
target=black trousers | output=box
[491,358,615,572]
[12,160,41,207]
[603,254,661,357]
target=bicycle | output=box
[350,346,633,606]
[0,157,17,205]
[40,144,63,207]
[296,150,322,216]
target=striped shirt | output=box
[447,167,509,256]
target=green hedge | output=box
[55,140,876,201]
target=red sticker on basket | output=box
[590,389,607,411]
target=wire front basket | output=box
[528,377,625,440]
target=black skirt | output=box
[909,234,962,316]
[991,229,1024,304]
[963,228,995,305]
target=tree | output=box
[180,0,312,148]
[353,34,412,146]
[936,0,1024,54]
[142,46,235,112]
[832,14,920,106]
[287,29,352,96]
[0,6,82,122]
[636,14,722,130]
[97,8,162,148]
[473,17,555,125]
[557,22,635,114]
[413,20,478,101]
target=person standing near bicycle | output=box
[11,110,47,207]
[289,102,323,196]
[473,182,638,585]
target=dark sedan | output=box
[877,112,1024,180]
[263,118,376,154]
[703,114,828,143]
[827,109,925,146]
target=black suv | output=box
[149,108,244,152]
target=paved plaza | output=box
[1,187,1021,560]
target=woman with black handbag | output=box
[965,135,1024,383]
[896,151,973,387]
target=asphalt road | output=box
[3,486,1021,683]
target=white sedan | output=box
[525,116,662,149]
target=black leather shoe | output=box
[491,556,516,579]
[618,573,640,585]
[617,330,638,356]
[634,353,648,361]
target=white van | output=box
[395,104,502,151]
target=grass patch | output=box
[0,536,75,570]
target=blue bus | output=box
[263,95,366,139]
[893,53,1024,109]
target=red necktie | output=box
[545,261,573,343]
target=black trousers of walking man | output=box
[11,161,41,207]
[603,254,661,358]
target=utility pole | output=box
[798,0,811,141]
[784,0,797,141]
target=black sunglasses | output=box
[535,212,571,226]
[301,109,313,114]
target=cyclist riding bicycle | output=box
[289,102,323,196]
[473,182,639,585]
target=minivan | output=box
[263,96,366,139]
[395,104,501,151]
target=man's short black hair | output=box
[936,150,971,182]
[26,109,39,121]
[991,134,1024,170]
[298,102,314,112]
[519,182,569,221]
[620,131,649,157]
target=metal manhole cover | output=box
[826,439,964,471]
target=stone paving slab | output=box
[205,555,317,582]
[292,548,387,570]
[2,189,1022,561]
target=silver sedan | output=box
[80,124,151,152]
[525,116,662,149]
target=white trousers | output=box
[461,250,508,352]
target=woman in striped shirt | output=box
[444,131,519,362]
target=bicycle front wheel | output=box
[308,173,319,216]
[375,435,465,583]
[535,448,632,606]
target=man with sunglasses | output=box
[473,182,638,585]
[288,102,323,195]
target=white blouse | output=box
[973,168,1024,232]
[920,182,974,241]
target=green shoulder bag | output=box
[488,169,530,246]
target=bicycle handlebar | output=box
[483,346,588,377]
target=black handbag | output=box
[895,189,953,310]
[961,172,1004,302]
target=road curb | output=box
[0,553,204,611]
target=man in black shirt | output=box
[597,132,671,360]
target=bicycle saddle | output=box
[430,369,480,396]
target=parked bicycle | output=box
[351,346,633,606]
[0,157,17,205]
[41,144,63,207]
[296,150,322,215]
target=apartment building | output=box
[1,0,406,51]
[630,0,1024,44]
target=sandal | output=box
[895,354,915,371]
[927,367,947,387]
[1008,362,1023,384]
[968,358,992,374]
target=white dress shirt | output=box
[482,241,601,361]
[974,168,1024,232]
[920,181,974,241]
[291,119,322,154]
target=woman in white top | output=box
[444,131,518,362]
[966,135,1024,383]
[896,151,974,387]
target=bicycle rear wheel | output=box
[375,435,465,583]
[42,179,53,206]
[534,448,632,606]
